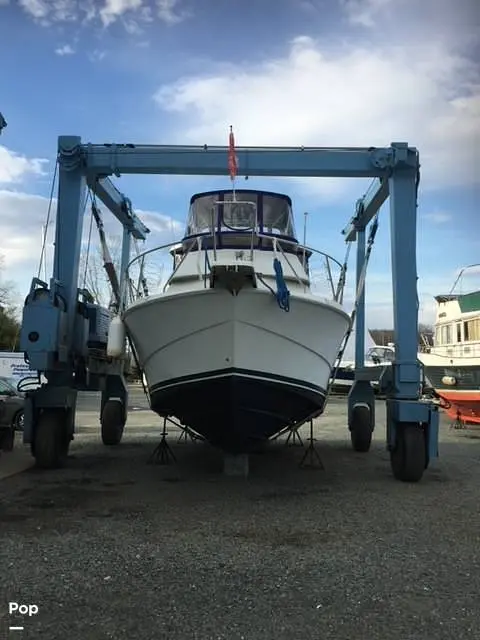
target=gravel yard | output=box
[0,393,479,639]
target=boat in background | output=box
[420,266,480,426]
[119,189,351,453]
[330,327,395,392]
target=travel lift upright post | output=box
[20,136,439,482]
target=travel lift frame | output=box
[19,135,440,482]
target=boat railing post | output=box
[211,207,217,262]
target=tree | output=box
[0,255,21,351]
[78,235,167,309]
[370,329,394,345]
[79,235,122,308]
[370,324,434,348]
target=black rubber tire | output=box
[1,427,15,452]
[33,410,69,469]
[101,400,125,446]
[14,410,24,431]
[390,424,426,483]
[350,404,373,452]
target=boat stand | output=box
[148,417,177,465]
[450,410,466,430]
[177,423,203,444]
[298,420,324,470]
[177,428,195,443]
[285,426,304,447]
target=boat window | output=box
[221,195,257,231]
[440,324,451,344]
[435,327,441,345]
[456,323,462,343]
[464,318,480,342]
[263,194,295,237]
[445,324,452,344]
[185,195,218,236]
[367,347,384,363]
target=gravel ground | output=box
[0,395,479,640]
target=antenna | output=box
[449,263,480,294]
[303,211,308,246]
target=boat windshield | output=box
[184,191,296,239]
[366,347,395,363]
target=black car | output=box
[0,376,25,452]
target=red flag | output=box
[228,125,238,181]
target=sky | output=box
[0,0,479,329]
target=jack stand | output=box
[451,411,465,430]
[148,418,176,465]
[177,427,196,444]
[285,426,303,447]
[298,420,324,470]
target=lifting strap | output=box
[326,214,380,401]
[91,201,121,310]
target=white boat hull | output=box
[123,288,350,452]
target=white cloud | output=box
[340,270,463,328]
[0,185,183,303]
[18,0,49,20]
[153,35,480,195]
[17,0,82,23]
[0,146,48,184]
[99,0,143,27]
[423,211,452,224]
[88,49,107,62]
[156,0,190,25]
[55,44,75,56]
[14,0,190,29]
[340,0,394,28]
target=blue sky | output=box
[0,0,479,328]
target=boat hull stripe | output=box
[149,367,326,396]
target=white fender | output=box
[107,316,126,358]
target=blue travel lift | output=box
[19,136,439,482]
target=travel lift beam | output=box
[19,135,439,482]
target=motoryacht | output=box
[419,274,480,425]
[119,189,352,452]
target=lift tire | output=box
[101,400,125,446]
[390,424,426,483]
[350,405,373,453]
[33,410,70,469]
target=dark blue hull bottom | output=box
[332,368,354,382]
[150,368,326,454]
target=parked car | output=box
[0,376,25,452]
